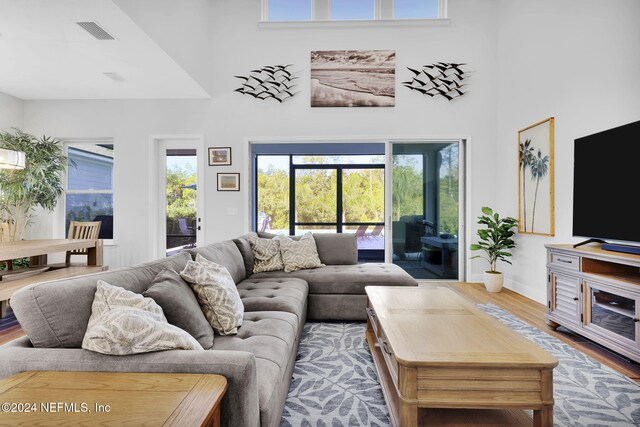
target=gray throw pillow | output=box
[276,232,325,272]
[82,281,203,355]
[143,267,214,349]
[233,232,258,277]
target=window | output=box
[268,0,311,21]
[394,0,439,19]
[65,142,114,240]
[331,0,374,20]
[262,0,446,22]
[253,148,385,260]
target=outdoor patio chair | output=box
[367,224,384,238]
[354,225,368,239]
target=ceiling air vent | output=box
[76,21,115,40]
[103,72,126,82]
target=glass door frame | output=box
[151,135,206,259]
[384,139,467,281]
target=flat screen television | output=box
[573,119,640,245]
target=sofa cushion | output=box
[233,232,258,278]
[237,278,308,326]
[143,267,214,349]
[82,281,203,355]
[11,252,192,349]
[248,235,284,273]
[250,263,417,294]
[276,232,324,272]
[211,311,297,427]
[186,240,246,284]
[312,233,358,265]
[180,255,244,335]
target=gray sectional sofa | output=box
[0,233,416,427]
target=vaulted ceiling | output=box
[0,0,211,99]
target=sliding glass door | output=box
[388,141,464,280]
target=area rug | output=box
[280,305,640,427]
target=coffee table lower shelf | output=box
[366,329,550,427]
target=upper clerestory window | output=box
[263,0,446,22]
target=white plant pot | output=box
[483,271,504,293]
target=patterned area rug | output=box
[280,304,640,427]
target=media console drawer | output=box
[549,252,580,271]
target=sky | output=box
[268,0,438,21]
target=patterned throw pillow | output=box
[180,254,244,335]
[277,232,325,273]
[82,281,203,355]
[248,235,284,273]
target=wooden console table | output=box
[0,239,105,317]
[0,371,227,426]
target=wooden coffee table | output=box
[365,286,558,427]
[0,371,227,426]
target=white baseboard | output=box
[469,273,545,304]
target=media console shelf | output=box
[546,244,640,363]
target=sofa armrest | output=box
[0,337,259,427]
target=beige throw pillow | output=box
[277,232,325,272]
[248,234,284,273]
[180,254,244,335]
[82,281,203,355]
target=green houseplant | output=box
[0,129,68,241]
[469,207,518,292]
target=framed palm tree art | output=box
[518,117,554,236]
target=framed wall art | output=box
[217,173,240,191]
[518,117,554,236]
[208,147,232,166]
[310,50,395,107]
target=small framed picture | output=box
[208,147,232,166]
[217,173,240,191]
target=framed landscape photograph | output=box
[518,117,555,236]
[208,147,232,166]
[217,173,240,191]
[310,50,395,107]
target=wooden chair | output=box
[66,221,101,264]
[0,222,9,243]
[0,222,11,271]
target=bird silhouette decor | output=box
[402,62,468,101]
[234,65,299,102]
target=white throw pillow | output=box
[277,232,325,272]
[180,254,244,335]
[82,281,203,355]
[248,235,285,273]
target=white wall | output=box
[495,0,640,302]
[0,91,23,131]
[23,0,501,271]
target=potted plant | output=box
[469,207,518,292]
[0,128,68,241]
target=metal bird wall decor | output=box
[402,62,468,101]
[234,65,299,102]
